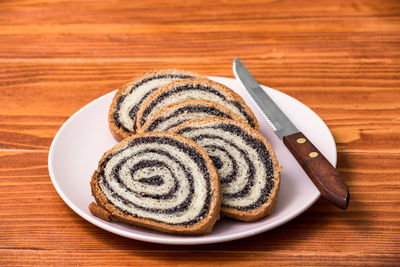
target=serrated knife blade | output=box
[233,58,298,139]
[233,58,349,210]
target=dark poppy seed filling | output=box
[139,99,247,133]
[140,85,226,126]
[172,118,278,212]
[231,101,256,128]
[112,72,199,133]
[117,159,179,200]
[96,135,214,226]
[139,175,164,186]
[137,79,258,131]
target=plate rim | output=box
[48,76,336,245]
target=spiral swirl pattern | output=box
[172,118,280,221]
[109,69,201,140]
[91,132,221,233]
[136,78,259,131]
[138,99,246,133]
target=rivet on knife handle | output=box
[283,132,350,210]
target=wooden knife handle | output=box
[283,132,350,210]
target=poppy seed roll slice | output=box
[171,118,281,222]
[90,132,221,235]
[137,99,247,133]
[136,78,259,132]
[109,69,202,140]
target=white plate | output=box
[48,76,336,245]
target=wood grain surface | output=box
[1,0,399,266]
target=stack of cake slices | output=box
[90,69,281,235]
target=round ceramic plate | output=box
[48,76,336,245]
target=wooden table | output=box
[1,0,399,265]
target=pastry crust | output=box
[137,99,248,134]
[135,78,260,133]
[171,117,281,222]
[108,69,202,141]
[90,132,222,235]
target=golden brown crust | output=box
[108,69,202,141]
[137,99,248,134]
[89,132,221,235]
[135,78,260,133]
[89,202,112,222]
[170,117,281,222]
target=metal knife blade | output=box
[233,58,298,139]
[233,58,350,210]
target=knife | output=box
[233,58,349,210]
